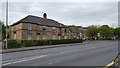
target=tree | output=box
[85,25,99,39]
[0,20,6,41]
[70,25,79,31]
[99,25,113,39]
[114,27,120,39]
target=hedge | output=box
[4,39,82,49]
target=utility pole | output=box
[5,0,8,49]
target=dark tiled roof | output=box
[67,25,82,28]
[66,26,80,33]
[68,28,80,34]
[11,15,66,28]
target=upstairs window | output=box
[42,26,47,30]
[28,23,32,30]
[52,27,56,32]
[65,29,67,33]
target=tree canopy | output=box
[70,25,79,31]
[114,27,120,38]
[99,25,114,39]
[85,25,99,38]
[0,20,6,40]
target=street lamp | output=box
[97,33,100,40]
[5,0,8,49]
[80,32,82,39]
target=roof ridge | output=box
[11,15,66,28]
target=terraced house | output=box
[10,13,80,40]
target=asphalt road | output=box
[2,41,118,67]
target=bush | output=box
[4,39,82,49]
[6,39,21,48]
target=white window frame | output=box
[28,34,32,40]
[28,23,32,30]
[37,34,40,40]
[52,27,56,32]
[42,26,47,30]
[64,36,67,39]
[43,35,46,39]
[53,35,56,39]
[58,36,61,39]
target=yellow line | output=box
[103,61,116,68]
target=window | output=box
[28,23,32,30]
[58,35,61,39]
[42,26,47,30]
[43,35,46,39]
[37,33,40,40]
[28,34,32,40]
[53,35,56,39]
[64,36,67,39]
[65,29,67,32]
[52,27,56,32]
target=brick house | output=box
[10,13,80,40]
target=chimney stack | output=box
[43,13,47,19]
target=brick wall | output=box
[11,23,80,40]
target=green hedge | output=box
[4,39,82,49]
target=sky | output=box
[0,0,119,27]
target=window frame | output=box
[52,35,56,39]
[43,34,46,39]
[28,34,32,40]
[28,23,32,30]
[52,27,56,32]
[37,34,40,40]
[42,26,47,30]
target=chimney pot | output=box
[43,13,47,19]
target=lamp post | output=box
[5,0,8,49]
[80,32,82,39]
[97,33,100,40]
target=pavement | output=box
[2,40,118,67]
[2,41,91,53]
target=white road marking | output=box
[2,55,48,66]
[2,49,80,66]
[3,44,108,66]
[84,47,96,50]
[48,61,60,65]
[59,49,79,54]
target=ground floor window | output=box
[64,36,67,39]
[37,35,40,40]
[37,33,40,40]
[43,35,46,39]
[53,35,56,39]
[28,34,32,40]
[58,35,61,39]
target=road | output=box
[2,41,118,67]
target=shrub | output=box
[6,39,21,48]
[4,39,82,49]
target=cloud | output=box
[0,2,118,27]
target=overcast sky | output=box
[0,1,118,27]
